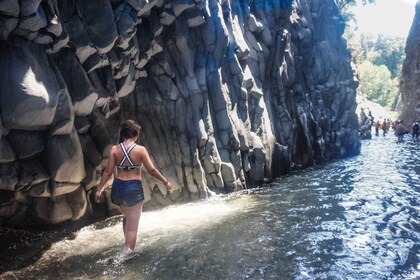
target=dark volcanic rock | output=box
[0,0,360,226]
[400,2,420,124]
[0,39,59,131]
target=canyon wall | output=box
[0,0,360,225]
[400,2,420,124]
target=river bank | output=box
[0,222,89,276]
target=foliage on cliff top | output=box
[341,1,406,110]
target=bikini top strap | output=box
[119,143,137,166]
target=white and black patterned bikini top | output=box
[116,143,142,171]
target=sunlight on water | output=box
[141,193,259,232]
[38,193,259,267]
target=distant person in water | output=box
[412,120,420,140]
[394,120,405,141]
[375,120,381,136]
[382,119,388,136]
[95,119,172,251]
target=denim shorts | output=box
[111,178,144,207]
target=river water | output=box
[9,135,420,279]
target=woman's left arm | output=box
[140,147,172,189]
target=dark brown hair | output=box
[119,120,141,143]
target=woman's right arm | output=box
[95,146,117,203]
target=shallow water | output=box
[9,135,420,279]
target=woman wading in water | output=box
[95,120,172,251]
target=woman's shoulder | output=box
[110,144,120,154]
[134,145,149,157]
[134,144,146,151]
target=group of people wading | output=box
[360,108,419,142]
[374,118,420,141]
[374,118,391,137]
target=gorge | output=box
[0,0,361,225]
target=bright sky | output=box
[353,0,417,38]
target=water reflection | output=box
[7,136,420,279]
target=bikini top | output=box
[116,143,142,171]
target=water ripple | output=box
[8,136,420,280]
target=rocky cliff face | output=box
[0,0,360,225]
[400,2,420,124]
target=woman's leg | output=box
[124,201,144,250]
[118,205,128,240]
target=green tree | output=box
[358,61,399,107]
[342,6,406,110]
[336,0,376,23]
[344,29,363,64]
[360,34,406,78]
[372,35,405,78]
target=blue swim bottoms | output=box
[111,178,144,207]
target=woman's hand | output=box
[95,189,103,203]
[164,181,172,190]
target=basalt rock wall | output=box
[400,2,420,124]
[0,0,360,225]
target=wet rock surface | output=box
[0,0,360,225]
[400,2,420,124]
